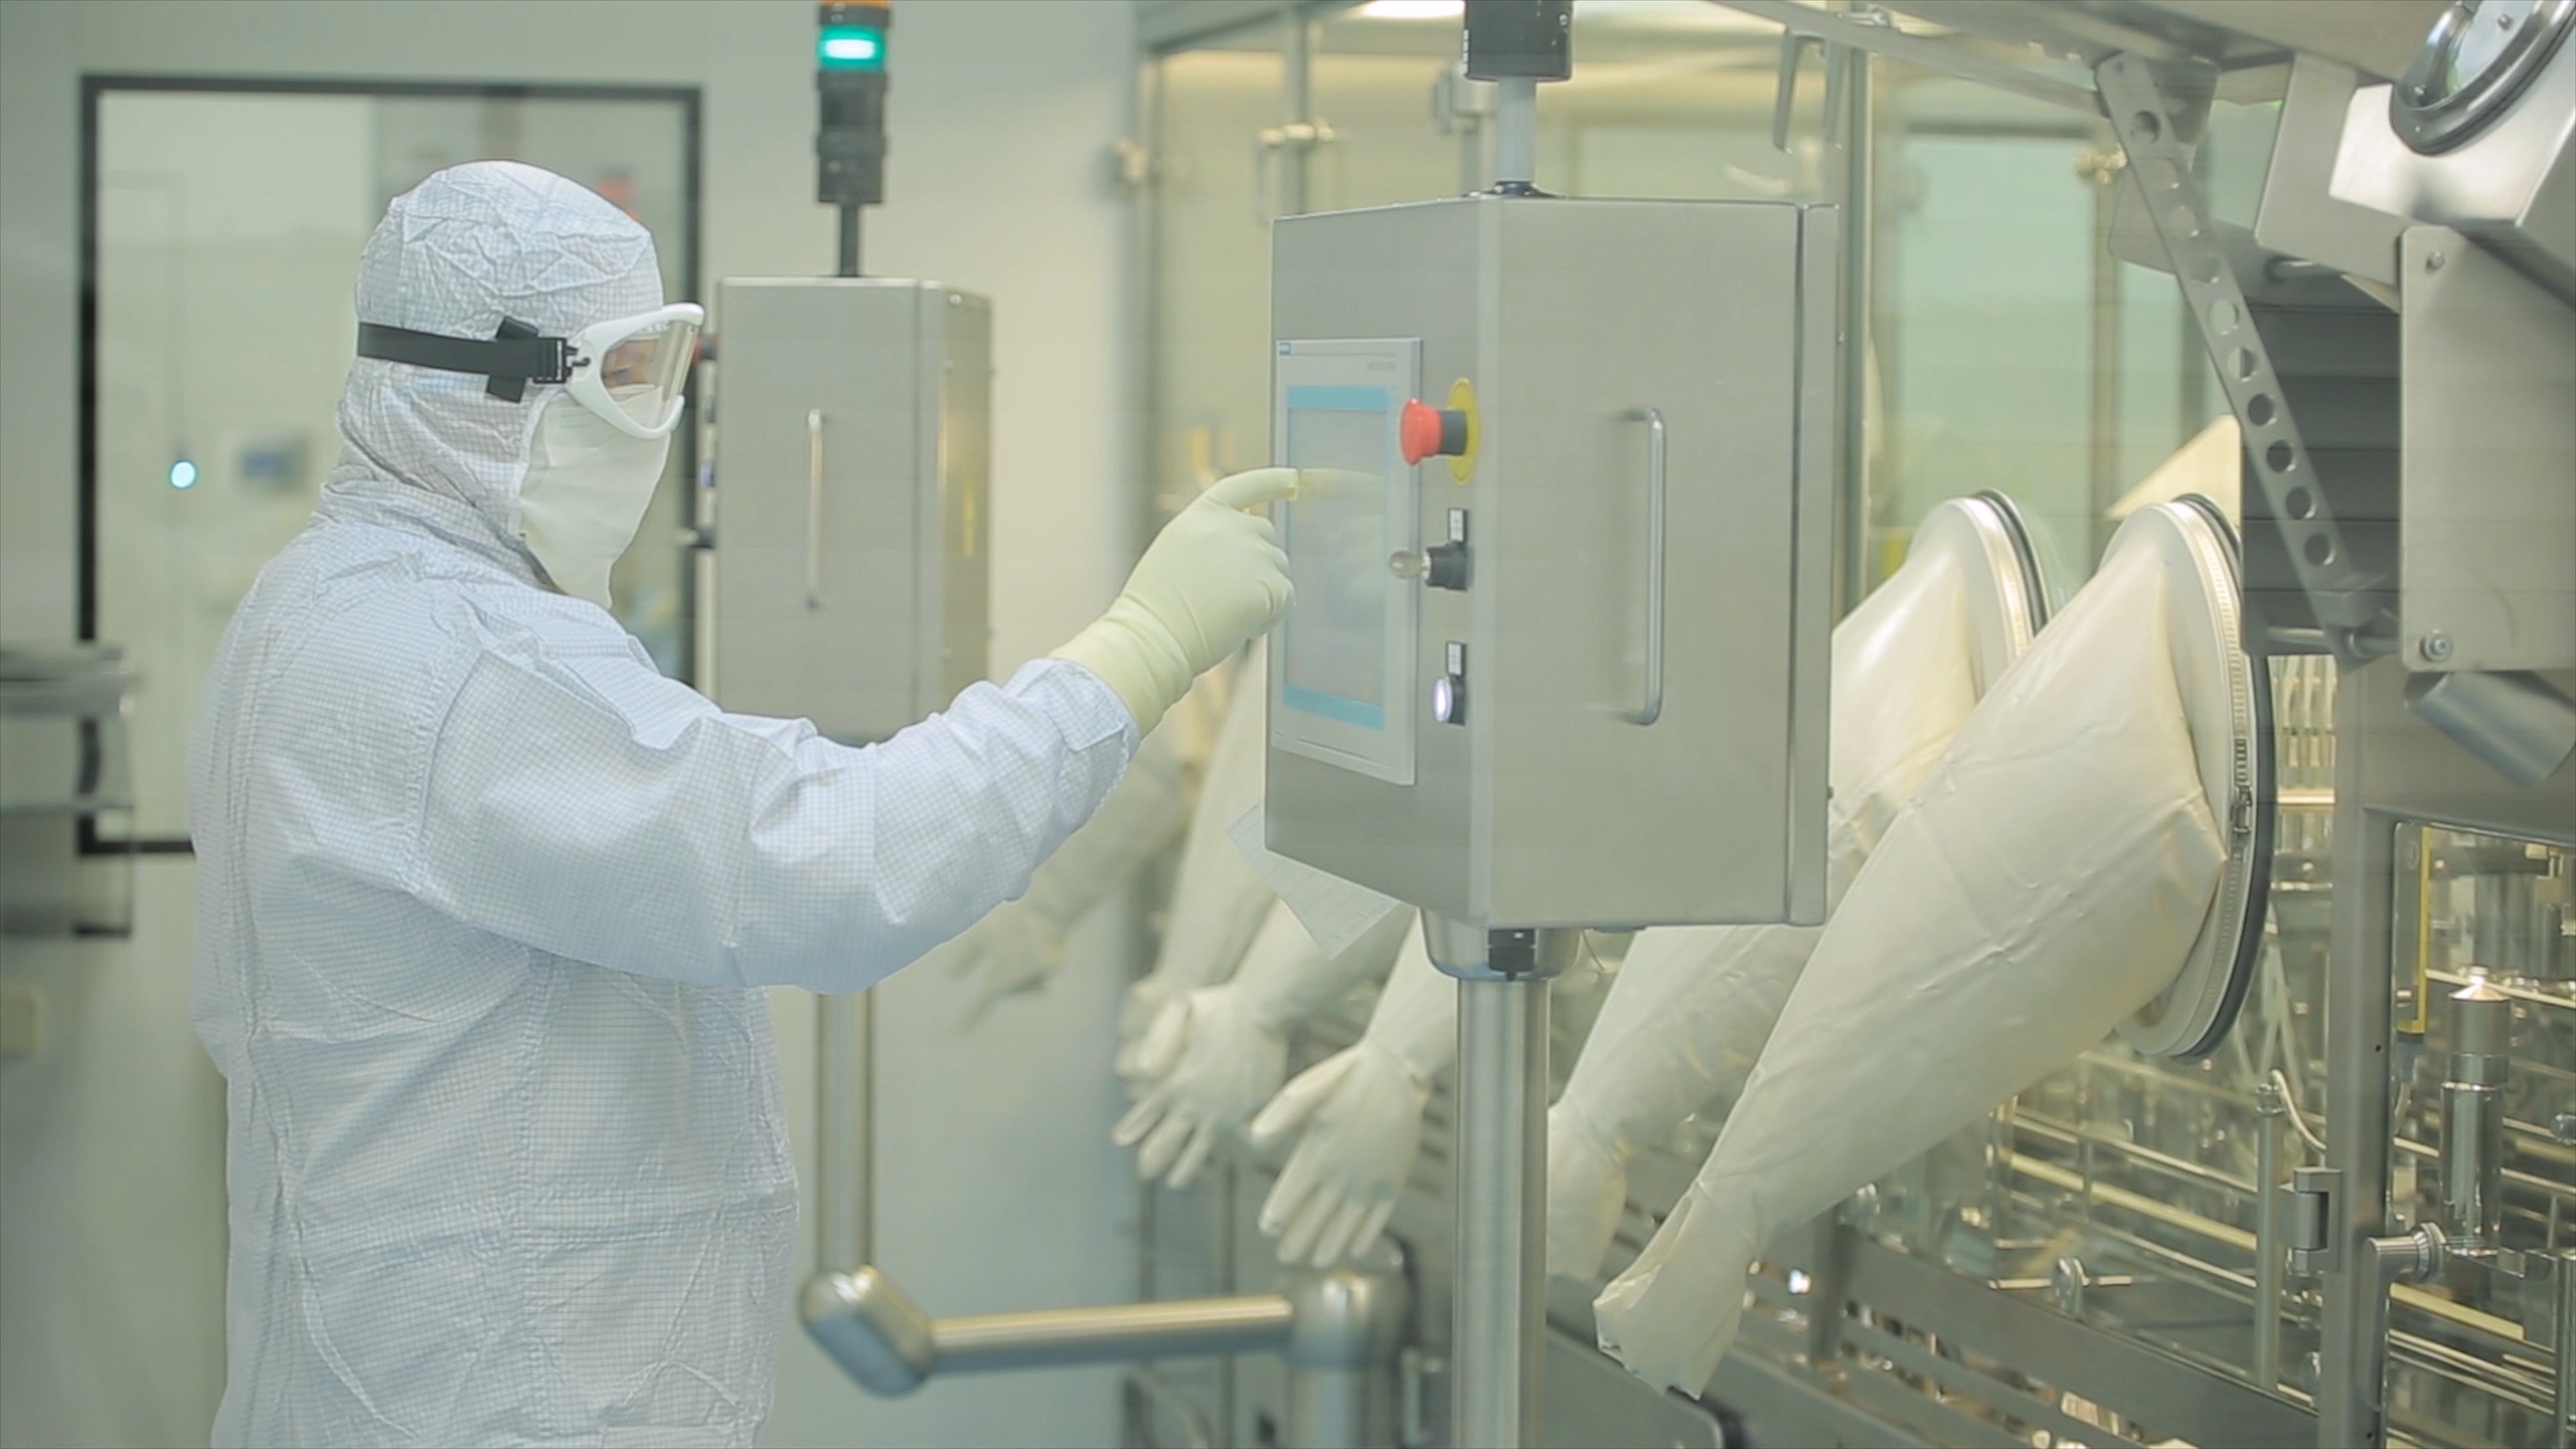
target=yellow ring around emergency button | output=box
[1446,377,1479,484]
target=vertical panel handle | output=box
[806,408,825,610]
[1625,407,1666,726]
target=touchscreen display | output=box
[1282,393,1391,728]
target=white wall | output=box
[0,3,1145,1445]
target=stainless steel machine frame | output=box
[1132,3,2573,1447]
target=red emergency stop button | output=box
[1399,399,1470,466]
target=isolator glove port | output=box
[1594,502,2239,1396]
[1546,493,2051,1282]
[1055,468,1297,733]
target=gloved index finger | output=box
[1291,468,1377,500]
[1204,467,1299,511]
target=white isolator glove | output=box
[1593,504,2235,1395]
[1054,468,1297,734]
[1246,916,1448,1269]
[1242,922,1619,1271]
[934,688,1205,1028]
[1114,901,1412,1188]
[1546,494,2042,1281]
[1116,643,1277,1076]
[1546,925,1808,1281]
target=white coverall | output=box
[189,164,1135,1446]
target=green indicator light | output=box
[818,26,885,70]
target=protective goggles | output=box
[356,302,704,439]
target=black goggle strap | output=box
[353,317,576,402]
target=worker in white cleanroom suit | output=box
[188,161,1295,1448]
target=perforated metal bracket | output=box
[2096,54,2401,665]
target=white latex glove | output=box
[1114,902,1411,1188]
[939,702,1198,1028]
[1547,495,2029,1281]
[1117,645,1275,1077]
[1594,506,2231,1395]
[1247,916,1448,1269]
[1054,468,1297,733]
[1546,924,1811,1282]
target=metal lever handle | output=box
[805,409,825,610]
[1625,408,1666,726]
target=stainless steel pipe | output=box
[1452,973,1550,1448]
[802,973,1407,1438]
[2251,1078,2287,1394]
[1493,77,1538,188]
[2440,975,2512,1250]
[816,989,873,1271]
[937,1295,1297,1373]
[2556,1250,2575,1449]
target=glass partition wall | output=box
[82,79,698,849]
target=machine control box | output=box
[710,278,991,742]
[1266,195,1837,930]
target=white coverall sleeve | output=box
[935,686,1209,1028]
[415,645,1136,994]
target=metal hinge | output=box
[2286,1165,2341,1275]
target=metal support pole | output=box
[1282,1269,1409,1449]
[1452,973,1550,1448]
[1492,78,1538,189]
[816,989,873,1271]
[2556,1250,2575,1449]
[2439,975,2512,1252]
[2084,142,2126,565]
[2252,1077,2287,1395]
[836,203,862,278]
[1834,41,1874,611]
[1462,0,1564,196]
[2320,667,2400,1448]
[1281,15,1315,217]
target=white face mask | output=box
[517,391,672,610]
